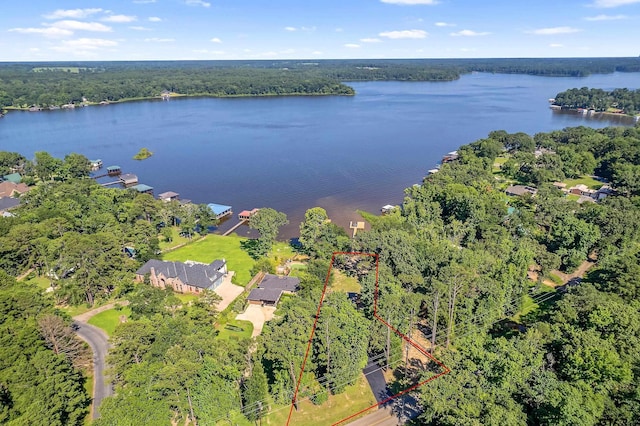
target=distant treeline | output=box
[553,87,640,115]
[0,57,639,108]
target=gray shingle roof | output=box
[136,259,226,289]
[0,197,20,211]
[247,288,283,304]
[259,274,300,292]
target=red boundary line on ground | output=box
[286,252,450,426]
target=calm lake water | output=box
[1,72,638,238]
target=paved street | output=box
[73,321,112,419]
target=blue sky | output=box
[1,0,639,61]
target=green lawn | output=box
[87,306,132,336]
[563,175,603,190]
[492,156,509,173]
[216,318,253,341]
[330,270,361,293]
[163,234,255,285]
[84,373,94,425]
[158,226,193,252]
[24,275,52,290]
[263,374,376,426]
[566,194,581,202]
[175,293,199,304]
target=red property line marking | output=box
[286,252,450,426]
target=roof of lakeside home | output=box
[0,197,20,212]
[136,259,226,289]
[505,185,537,196]
[0,181,30,198]
[2,173,21,183]
[247,287,283,304]
[120,173,138,181]
[107,165,120,171]
[258,274,300,292]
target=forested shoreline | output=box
[2,121,640,424]
[553,87,640,116]
[1,57,639,110]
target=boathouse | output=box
[208,203,233,220]
[238,208,259,221]
[442,151,459,163]
[106,165,121,176]
[90,159,103,171]
[131,184,154,195]
[120,173,138,187]
[381,205,396,215]
[158,191,180,202]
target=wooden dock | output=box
[100,181,121,187]
[222,220,247,236]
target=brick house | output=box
[135,259,227,294]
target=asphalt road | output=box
[73,321,112,419]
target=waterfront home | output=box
[427,169,440,176]
[505,185,537,197]
[208,203,233,220]
[130,183,154,195]
[569,184,597,198]
[120,173,138,187]
[247,274,300,306]
[2,173,22,184]
[238,208,259,221]
[135,259,228,294]
[0,181,30,198]
[158,191,180,202]
[0,197,20,215]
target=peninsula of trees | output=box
[2,121,640,424]
[1,57,639,110]
[552,87,640,116]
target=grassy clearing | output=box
[492,156,509,173]
[158,226,192,251]
[330,270,361,293]
[87,306,132,336]
[24,275,52,290]
[566,194,581,202]
[216,318,253,341]
[175,293,199,304]
[163,234,255,285]
[563,175,603,190]
[263,374,376,426]
[83,372,94,425]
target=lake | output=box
[1,72,638,238]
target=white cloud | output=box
[129,26,151,31]
[549,43,564,47]
[312,51,323,55]
[335,28,344,32]
[133,0,157,3]
[148,17,163,22]
[284,26,316,32]
[435,22,455,27]
[102,15,137,23]
[344,43,361,48]
[584,14,628,20]
[49,20,113,32]
[144,37,175,42]
[193,49,225,54]
[450,29,491,36]
[185,0,210,7]
[380,0,439,4]
[284,26,297,31]
[379,29,428,39]
[29,47,40,52]
[43,8,103,20]
[360,37,382,43]
[8,27,73,37]
[527,26,581,35]
[51,38,118,54]
[590,0,640,7]
[280,49,295,54]
[210,37,222,43]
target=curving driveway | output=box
[73,302,127,419]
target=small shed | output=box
[120,173,138,186]
[207,203,232,220]
[131,183,154,195]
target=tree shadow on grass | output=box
[240,239,261,260]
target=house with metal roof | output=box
[158,191,180,202]
[131,183,154,195]
[135,259,227,294]
[247,274,300,306]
